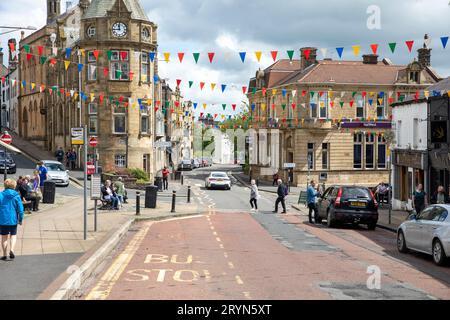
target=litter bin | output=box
[154,177,163,191]
[145,185,158,208]
[42,180,56,204]
[174,171,181,181]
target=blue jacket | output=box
[0,189,24,226]
[307,185,319,204]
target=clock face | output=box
[112,22,127,37]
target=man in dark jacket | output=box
[101,180,119,210]
[430,186,450,204]
[55,147,64,163]
[273,179,287,214]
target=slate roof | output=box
[427,77,450,91]
[83,0,149,21]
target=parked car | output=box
[192,158,200,169]
[316,186,379,230]
[0,151,16,174]
[42,160,70,187]
[200,157,213,167]
[205,172,231,190]
[397,204,450,266]
[177,160,193,171]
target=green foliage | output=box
[128,168,149,182]
[136,179,150,185]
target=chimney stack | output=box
[300,47,317,70]
[362,54,378,64]
[418,34,432,67]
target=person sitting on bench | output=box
[101,180,119,210]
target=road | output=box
[79,165,450,300]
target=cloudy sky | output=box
[0,0,449,117]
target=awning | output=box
[0,140,22,154]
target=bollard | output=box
[136,192,141,216]
[187,186,191,203]
[256,178,259,187]
[171,190,176,213]
[181,174,184,186]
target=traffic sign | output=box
[89,137,98,148]
[0,132,12,145]
[283,163,296,169]
[71,128,84,145]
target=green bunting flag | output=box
[107,50,112,61]
[115,69,122,78]
[193,53,200,64]
[188,81,194,88]
[352,92,357,98]
[24,44,30,53]
[281,104,286,111]
[222,104,226,111]
[40,56,47,65]
[287,50,295,61]
[339,102,344,108]
[310,92,315,98]
[252,87,257,94]
[389,42,397,53]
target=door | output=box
[420,206,448,254]
[405,206,434,251]
[318,187,333,218]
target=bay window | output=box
[110,50,129,80]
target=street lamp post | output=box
[0,25,37,36]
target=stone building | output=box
[247,36,442,187]
[18,0,162,180]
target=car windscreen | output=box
[342,188,371,199]
[211,173,227,178]
[45,163,66,171]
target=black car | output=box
[316,186,378,230]
[0,151,17,174]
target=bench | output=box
[298,191,308,206]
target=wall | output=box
[392,101,428,150]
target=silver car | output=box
[397,205,450,266]
[42,160,70,187]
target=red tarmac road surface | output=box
[82,211,450,300]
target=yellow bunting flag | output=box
[447,90,450,97]
[320,101,325,108]
[328,91,334,98]
[79,49,85,56]
[261,103,266,111]
[211,83,216,91]
[378,99,383,105]
[74,93,79,101]
[424,90,429,98]
[64,60,71,70]
[352,45,360,57]
[272,89,277,96]
[31,83,36,90]
[203,103,207,110]
[164,52,170,62]
[90,93,95,102]
[255,51,262,62]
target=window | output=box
[376,92,386,119]
[87,51,97,81]
[366,133,375,169]
[413,118,419,148]
[142,27,150,40]
[307,143,315,170]
[141,52,149,83]
[354,133,363,169]
[356,94,365,118]
[89,116,97,134]
[322,143,329,170]
[87,25,96,38]
[143,154,150,172]
[88,103,97,115]
[110,50,129,80]
[140,105,149,133]
[319,92,328,119]
[113,105,126,134]
[377,135,387,169]
[114,155,126,168]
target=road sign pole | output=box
[83,125,88,241]
[3,145,6,182]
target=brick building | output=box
[247,37,442,187]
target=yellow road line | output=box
[85,223,152,300]
[228,262,235,269]
[243,292,252,299]
[235,275,244,285]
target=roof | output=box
[83,0,149,21]
[427,77,450,92]
[249,59,301,89]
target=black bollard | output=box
[171,190,176,213]
[187,186,191,203]
[181,174,184,186]
[136,192,141,216]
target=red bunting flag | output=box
[176,79,181,87]
[405,40,414,52]
[388,97,394,105]
[8,42,15,52]
[37,46,44,56]
[302,90,307,97]
[178,52,185,63]
[26,53,32,61]
[124,102,129,108]
[93,50,100,60]
[370,44,379,55]
[1,77,5,84]
[414,91,420,100]
[349,101,354,108]
[99,94,104,104]
[362,91,367,98]
[200,113,204,118]
[319,91,324,97]
[330,101,334,108]
[129,72,134,81]
[121,51,129,61]
[304,49,311,59]
[242,86,247,94]
[60,88,65,95]
[397,92,402,99]
[270,51,278,62]
[50,58,57,66]
[262,88,266,96]
[119,96,124,103]
[200,82,205,90]
[103,68,109,77]
[291,103,296,110]
[208,52,215,63]
[175,101,180,107]
[232,104,237,111]
[214,114,218,119]
[271,104,276,110]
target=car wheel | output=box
[326,210,335,228]
[432,239,447,266]
[397,230,409,253]
[367,223,376,231]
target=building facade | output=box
[18,0,168,181]
[247,39,441,187]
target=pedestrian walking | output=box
[273,179,287,214]
[69,149,77,170]
[307,180,320,224]
[55,147,64,163]
[162,166,170,190]
[113,177,126,208]
[250,179,260,212]
[412,184,427,214]
[37,161,48,194]
[430,186,450,204]
[272,172,279,186]
[0,179,24,261]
